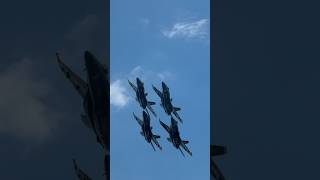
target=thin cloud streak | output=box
[162,19,209,39]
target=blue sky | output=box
[110,0,210,179]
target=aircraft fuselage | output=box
[83,51,109,152]
[169,120,181,148]
[136,78,148,109]
[161,82,173,114]
[141,111,152,142]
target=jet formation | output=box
[56,51,110,180]
[129,78,192,156]
[211,145,227,180]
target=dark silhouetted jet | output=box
[73,159,92,180]
[133,110,162,151]
[152,82,182,123]
[56,51,109,180]
[159,117,192,156]
[128,78,156,117]
[211,145,227,180]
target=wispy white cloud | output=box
[157,71,173,81]
[129,65,174,82]
[110,80,130,108]
[130,66,143,77]
[111,66,174,109]
[162,19,209,39]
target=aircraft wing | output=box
[73,159,93,180]
[159,120,170,133]
[56,53,88,98]
[152,85,163,98]
[133,112,143,126]
[211,158,225,180]
[128,79,137,92]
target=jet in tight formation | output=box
[130,79,192,156]
[133,111,162,151]
[128,78,156,117]
[211,145,227,180]
[57,51,109,180]
[152,82,182,123]
[160,117,192,156]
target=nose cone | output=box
[162,82,168,89]
[84,51,98,68]
[137,78,143,86]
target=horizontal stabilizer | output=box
[173,107,181,111]
[153,135,160,139]
[148,101,155,106]
[182,140,189,144]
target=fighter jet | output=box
[56,51,109,180]
[211,145,227,180]
[159,117,192,156]
[73,159,92,180]
[128,78,157,117]
[152,82,182,123]
[133,110,162,151]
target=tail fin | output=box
[153,135,160,139]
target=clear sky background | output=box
[110,0,210,180]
